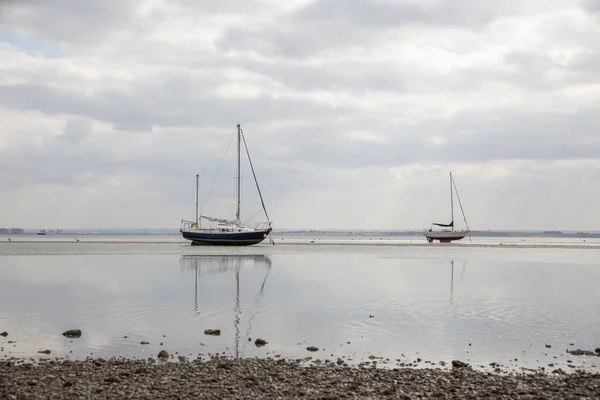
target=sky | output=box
[0,0,599,231]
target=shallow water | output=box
[0,240,599,372]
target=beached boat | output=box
[180,124,273,246]
[424,172,470,243]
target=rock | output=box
[545,344,551,348]
[7,341,16,344]
[307,346,319,352]
[62,329,82,338]
[140,341,150,345]
[204,329,221,336]
[451,360,469,369]
[254,338,268,347]
[0,332,7,337]
[158,350,169,360]
[567,349,596,356]
[595,348,600,354]
[105,376,120,384]
[37,350,51,355]
[63,381,73,387]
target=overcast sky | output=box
[1,0,599,231]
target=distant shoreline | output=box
[1,239,599,250]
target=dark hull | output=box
[181,229,271,246]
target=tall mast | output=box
[195,174,199,226]
[236,124,241,222]
[450,171,454,232]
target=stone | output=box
[451,360,469,369]
[204,329,221,336]
[62,329,82,338]
[254,338,268,347]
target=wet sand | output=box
[2,356,599,399]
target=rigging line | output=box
[452,176,470,230]
[241,264,272,354]
[240,129,272,225]
[243,207,264,225]
[199,130,235,215]
[191,130,235,203]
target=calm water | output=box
[0,239,599,372]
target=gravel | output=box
[1,357,599,399]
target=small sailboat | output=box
[424,171,470,243]
[180,124,273,246]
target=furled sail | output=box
[433,220,454,228]
[200,215,238,225]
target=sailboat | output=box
[180,124,273,246]
[424,171,470,243]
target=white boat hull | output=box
[424,230,470,243]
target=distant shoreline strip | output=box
[1,240,599,249]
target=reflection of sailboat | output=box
[180,124,273,246]
[448,259,467,304]
[179,254,272,358]
[425,171,470,243]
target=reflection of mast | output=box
[234,266,240,358]
[180,254,272,358]
[241,265,271,354]
[449,260,454,304]
[194,265,199,313]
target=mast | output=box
[195,174,199,226]
[450,171,454,232]
[236,124,241,223]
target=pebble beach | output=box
[2,356,600,399]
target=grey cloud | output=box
[1,0,143,45]
[259,108,600,170]
[216,0,543,58]
[0,80,349,131]
[582,0,600,15]
[62,118,93,144]
[295,0,523,29]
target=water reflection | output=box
[179,254,272,357]
[449,260,468,305]
[449,260,454,304]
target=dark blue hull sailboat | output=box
[181,228,272,246]
[180,124,273,246]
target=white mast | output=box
[450,171,454,232]
[236,124,241,223]
[195,174,199,227]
